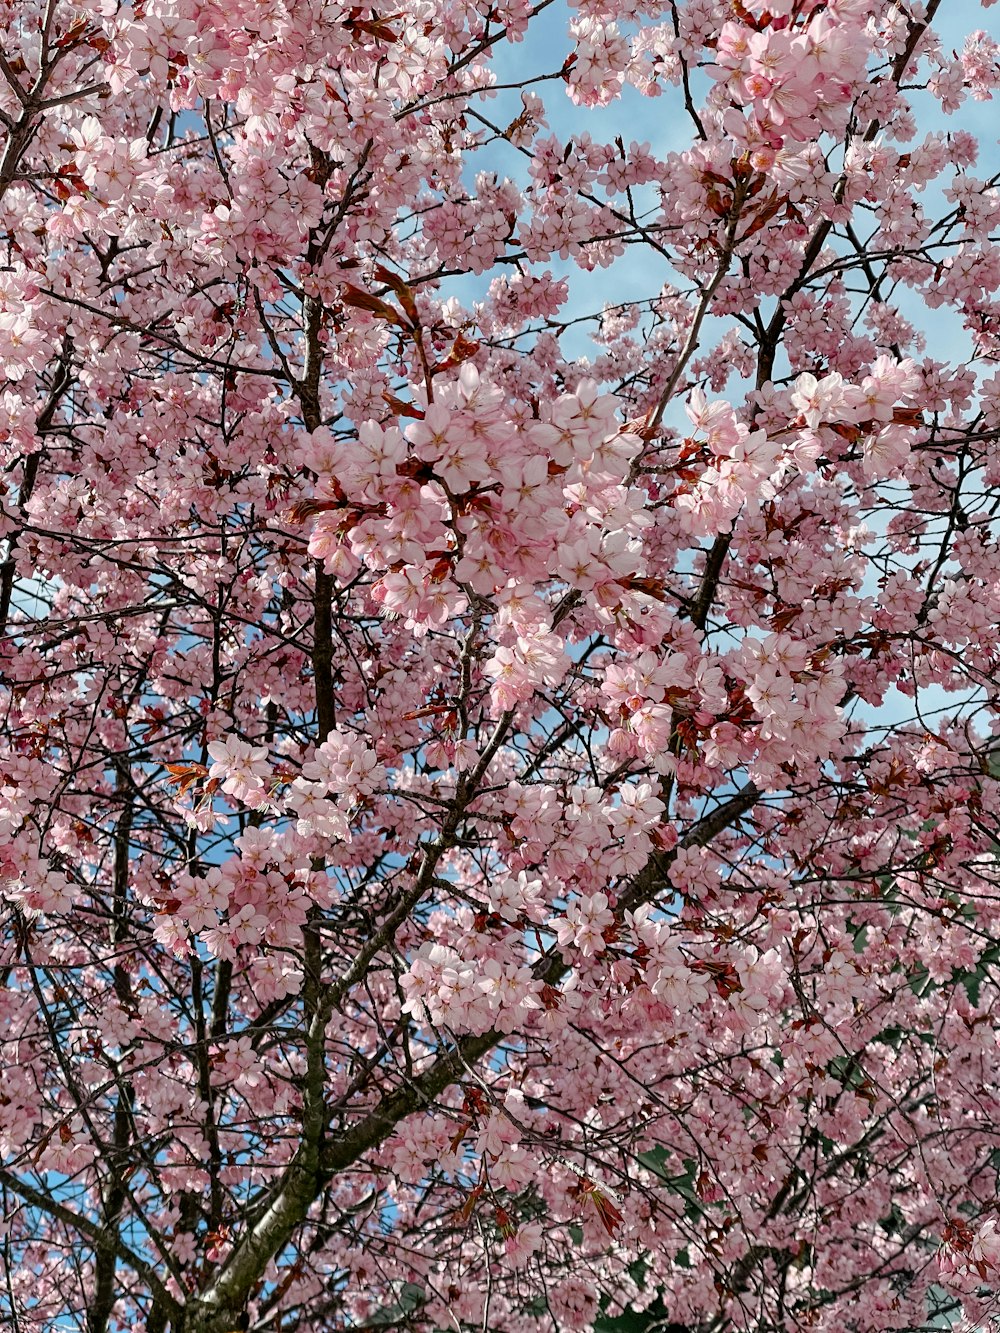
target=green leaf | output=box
[628,1257,648,1289]
[908,962,932,996]
[398,1283,425,1313]
[637,1152,702,1220]
[636,1145,672,1179]
[637,1148,697,1196]
[360,1283,426,1326]
[828,1055,865,1089]
[872,1024,904,1049]
[594,1296,687,1333]
[593,1307,651,1333]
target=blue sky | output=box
[432,2,1000,745]
[445,0,1000,373]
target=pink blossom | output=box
[553,892,615,957]
[207,737,271,804]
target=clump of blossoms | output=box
[1,1,1000,1332]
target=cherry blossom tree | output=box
[3,0,1000,1330]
